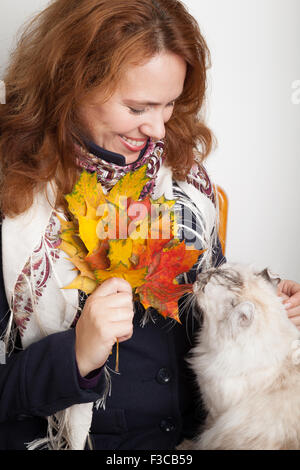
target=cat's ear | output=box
[257,268,281,287]
[231,301,255,327]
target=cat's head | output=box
[192,263,292,348]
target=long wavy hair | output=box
[0,0,214,216]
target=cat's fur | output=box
[179,263,300,450]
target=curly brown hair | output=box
[0,0,214,217]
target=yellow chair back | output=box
[215,185,228,256]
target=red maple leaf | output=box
[136,239,203,322]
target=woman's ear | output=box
[231,301,255,327]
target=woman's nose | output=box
[140,114,166,140]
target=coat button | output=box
[156,368,172,384]
[160,417,176,433]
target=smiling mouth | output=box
[119,135,147,151]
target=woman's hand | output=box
[75,277,134,377]
[277,279,300,330]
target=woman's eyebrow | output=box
[124,93,182,106]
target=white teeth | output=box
[121,136,145,147]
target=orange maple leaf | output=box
[85,240,110,270]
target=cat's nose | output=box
[193,281,201,293]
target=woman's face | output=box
[78,52,187,164]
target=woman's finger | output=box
[284,291,300,310]
[287,306,300,318]
[289,315,300,328]
[93,277,133,297]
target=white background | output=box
[0,0,299,280]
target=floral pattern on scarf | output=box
[75,140,165,200]
[12,214,61,336]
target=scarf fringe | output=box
[26,410,73,450]
[173,189,218,272]
[0,307,18,358]
[94,366,112,411]
[27,366,112,450]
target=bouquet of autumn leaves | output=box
[58,165,203,326]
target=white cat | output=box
[179,263,300,450]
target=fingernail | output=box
[284,303,292,309]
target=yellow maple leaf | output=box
[128,212,149,240]
[107,165,149,210]
[60,229,87,255]
[85,199,99,221]
[56,214,76,233]
[77,215,100,255]
[95,263,147,289]
[67,254,96,280]
[63,274,98,295]
[66,170,106,219]
[96,202,119,240]
[59,239,81,258]
[108,239,133,269]
[148,196,177,241]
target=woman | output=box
[0,0,299,450]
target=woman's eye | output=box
[128,107,145,115]
[128,101,175,115]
